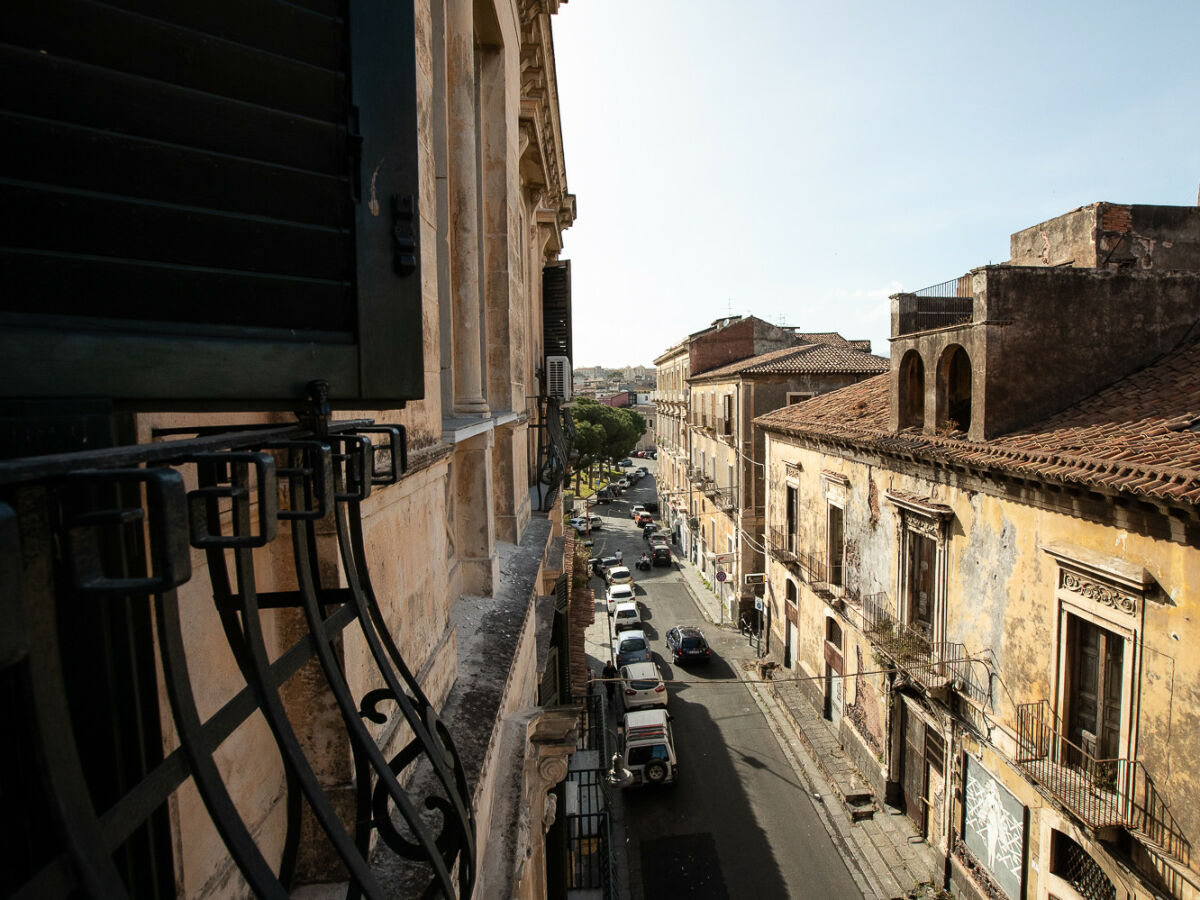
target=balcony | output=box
[894,276,974,337]
[712,487,736,513]
[860,593,990,705]
[767,527,799,563]
[1016,701,1190,865]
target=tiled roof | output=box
[755,340,1200,506]
[692,343,889,380]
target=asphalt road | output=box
[586,461,863,900]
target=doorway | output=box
[1065,615,1124,768]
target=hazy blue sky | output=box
[551,1,1200,368]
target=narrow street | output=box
[583,461,861,900]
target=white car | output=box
[630,504,646,520]
[606,565,633,586]
[612,600,643,632]
[615,478,630,489]
[620,661,667,711]
[606,583,635,614]
[567,515,602,534]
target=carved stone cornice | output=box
[1042,541,1149,621]
[1059,569,1138,617]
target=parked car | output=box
[616,708,676,786]
[619,661,667,711]
[642,523,660,540]
[614,629,652,667]
[635,466,649,476]
[594,489,614,504]
[591,555,619,577]
[649,532,669,548]
[606,583,635,614]
[665,625,711,665]
[615,478,630,489]
[606,565,633,586]
[627,471,643,484]
[618,458,633,467]
[635,513,653,526]
[652,546,672,567]
[612,601,643,633]
[630,504,646,520]
[568,514,602,534]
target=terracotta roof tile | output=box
[695,343,888,380]
[755,340,1200,507]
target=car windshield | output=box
[616,610,637,619]
[681,637,704,650]
[620,638,647,652]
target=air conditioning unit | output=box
[546,355,572,401]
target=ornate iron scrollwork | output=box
[0,420,475,898]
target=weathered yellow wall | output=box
[763,429,1200,889]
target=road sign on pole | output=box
[715,570,727,583]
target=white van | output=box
[616,708,677,787]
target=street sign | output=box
[715,570,727,583]
[755,597,764,611]
[744,573,766,585]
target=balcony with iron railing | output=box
[859,593,990,703]
[767,527,799,563]
[1016,701,1190,865]
[712,487,736,513]
[894,275,974,337]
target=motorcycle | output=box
[635,555,651,571]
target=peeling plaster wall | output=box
[764,427,1200,889]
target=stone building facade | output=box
[0,1,579,898]
[681,338,886,621]
[757,202,1200,900]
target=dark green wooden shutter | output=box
[0,0,423,408]
[542,261,572,364]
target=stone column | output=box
[454,431,499,594]
[446,0,488,415]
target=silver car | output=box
[620,661,667,711]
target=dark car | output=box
[642,522,659,540]
[652,546,672,567]
[595,489,614,503]
[591,555,619,577]
[665,626,711,665]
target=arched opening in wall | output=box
[898,350,925,430]
[938,345,972,434]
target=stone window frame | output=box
[787,391,815,406]
[886,493,952,646]
[1041,542,1149,764]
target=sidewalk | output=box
[673,557,943,900]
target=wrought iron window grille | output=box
[1,401,476,898]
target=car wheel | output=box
[644,761,667,784]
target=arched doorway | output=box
[938,345,972,433]
[898,350,925,429]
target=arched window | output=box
[939,345,972,433]
[786,579,798,606]
[898,350,925,429]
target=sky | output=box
[550,1,1200,369]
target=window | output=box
[827,503,844,587]
[722,394,733,434]
[1,3,424,409]
[786,392,815,405]
[785,485,798,554]
[786,579,798,606]
[888,493,952,645]
[1043,542,1148,771]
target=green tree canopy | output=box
[569,398,646,469]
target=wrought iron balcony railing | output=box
[1016,701,1190,865]
[711,487,735,512]
[767,527,799,563]
[895,276,974,336]
[0,407,476,898]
